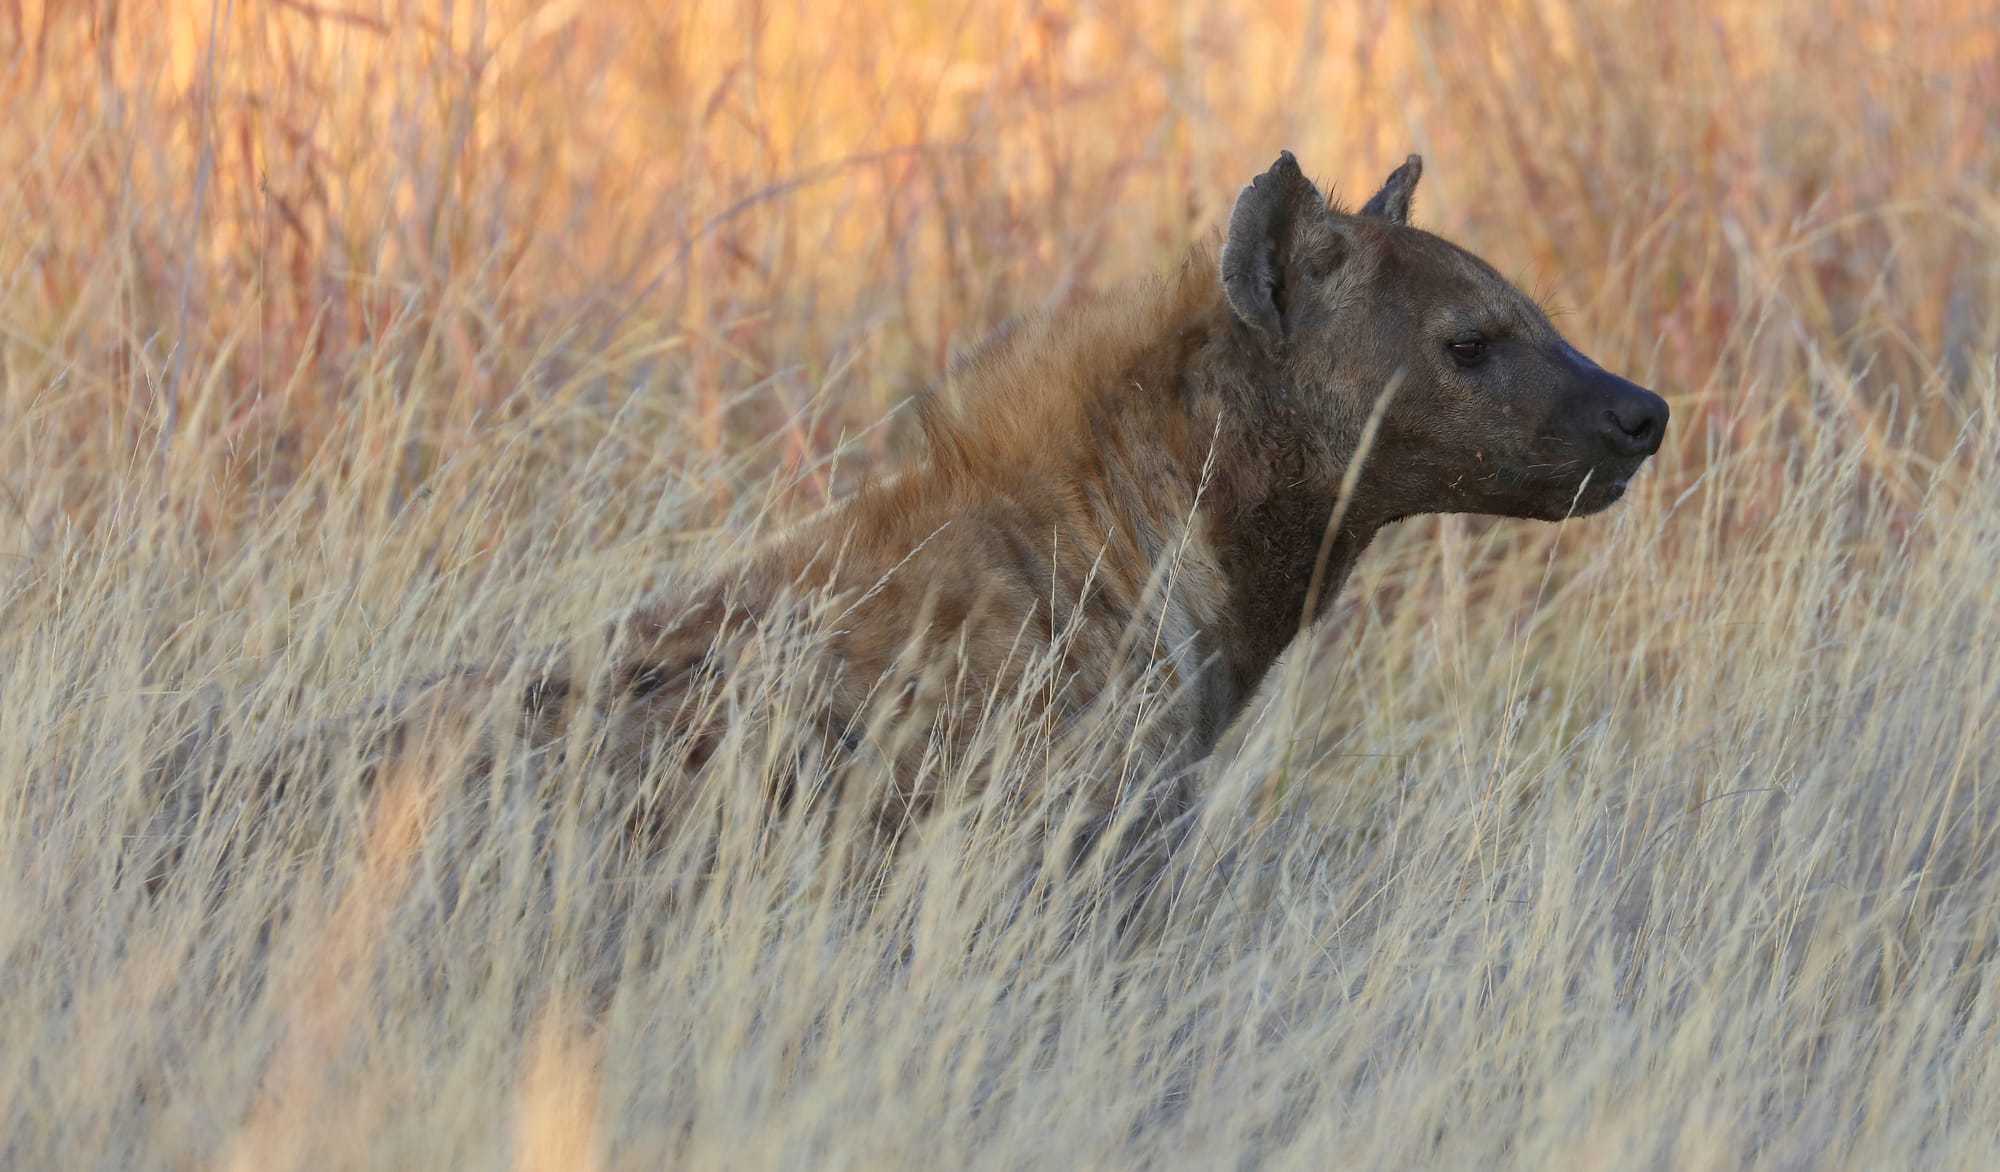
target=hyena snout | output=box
[1592,380,1672,458]
[1568,367,1669,470]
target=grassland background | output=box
[5,0,2000,1167]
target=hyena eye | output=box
[1448,335,1489,366]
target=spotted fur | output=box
[403,151,1669,855]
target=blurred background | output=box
[7,0,1997,523]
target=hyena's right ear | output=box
[1222,150,1327,352]
[1359,153,1423,224]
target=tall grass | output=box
[5,0,2000,1166]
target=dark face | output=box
[1318,225,1669,523]
[1221,151,1668,526]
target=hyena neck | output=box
[1180,331,1383,713]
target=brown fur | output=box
[398,151,1669,858]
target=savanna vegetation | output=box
[5,1,2000,1166]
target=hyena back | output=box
[419,151,1669,851]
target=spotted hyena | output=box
[390,150,1669,859]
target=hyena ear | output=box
[1359,153,1423,225]
[1222,150,1328,350]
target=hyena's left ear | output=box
[1359,154,1423,225]
[1222,150,1330,350]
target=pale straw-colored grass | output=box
[5,0,2000,1166]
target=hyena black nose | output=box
[1598,385,1669,459]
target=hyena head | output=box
[1221,151,1668,522]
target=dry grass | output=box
[6,0,2000,1166]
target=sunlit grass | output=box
[4,0,2000,1166]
